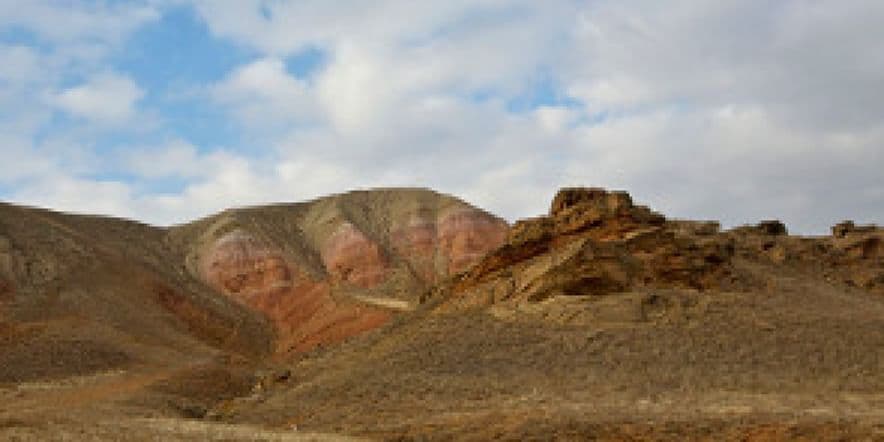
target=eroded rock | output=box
[202,230,293,300]
[201,230,391,355]
[321,223,388,288]
[437,208,508,275]
[440,187,739,312]
[187,190,508,355]
[391,211,439,282]
[832,220,877,238]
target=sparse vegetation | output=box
[1,189,882,441]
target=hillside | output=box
[0,202,273,381]
[1,187,883,441]
[209,188,883,440]
[166,188,508,355]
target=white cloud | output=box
[10,176,136,220]
[314,43,399,132]
[190,1,555,56]
[50,72,145,124]
[535,106,578,134]
[566,0,884,131]
[0,1,160,45]
[0,45,42,85]
[566,105,884,233]
[212,58,314,130]
[2,1,884,234]
[137,150,293,225]
[124,139,203,179]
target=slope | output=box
[219,188,884,441]
[0,202,272,385]
[166,188,508,355]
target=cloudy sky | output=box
[1,1,882,233]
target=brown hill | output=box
[0,188,507,376]
[167,188,507,355]
[1,187,883,441]
[221,188,884,440]
[0,202,273,383]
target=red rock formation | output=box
[437,208,509,275]
[391,211,439,282]
[202,231,293,302]
[320,223,388,288]
[390,207,508,282]
[201,230,391,355]
[193,195,508,356]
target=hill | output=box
[1,187,883,441]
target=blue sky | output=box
[1,1,883,233]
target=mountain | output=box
[1,187,883,441]
[167,188,508,355]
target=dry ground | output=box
[197,261,884,440]
[1,191,883,440]
[1,259,883,441]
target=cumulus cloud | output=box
[146,0,884,231]
[124,139,204,179]
[0,45,43,85]
[50,72,145,124]
[0,0,160,45]
[211,57,315,131]
[566,0,884,131]
[9,175,136,220]
[190,1,563,57]
[1,0,883,233]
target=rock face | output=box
[438,208,509,275]
[321,223,388,288]
[717,218,884,294]
[431,188,884,322]
[200,230,390,354]
[391,210,439,282]
[202,231,293,299]
[432,187,744,315]
[179,189,508,355]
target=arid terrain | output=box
[0,187,882,441]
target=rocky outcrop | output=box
[832,220,878,238]
[433,188,884,321]
[723,218,884,294]
[434,187,742,313]
[820,222,883,293]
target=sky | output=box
[0,0,882,233]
